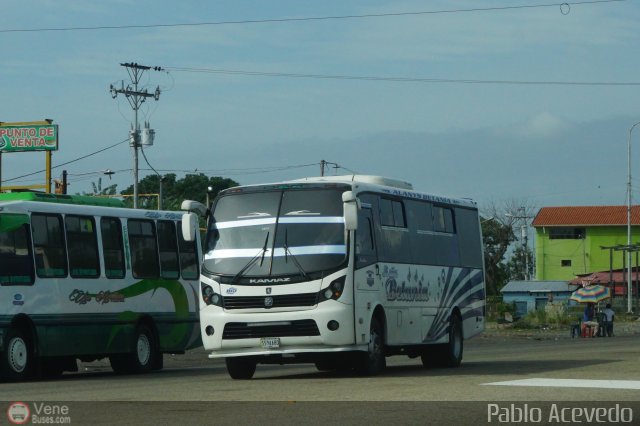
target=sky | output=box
[2,0,640,214]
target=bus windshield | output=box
[204,188,347,280]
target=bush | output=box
[512,305,573,329]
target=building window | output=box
[561,259,572,267]
[549,227,585,239]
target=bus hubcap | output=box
[369,329,381,360]
[137,334,151,365]
[8,337,27,373]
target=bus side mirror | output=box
[181,200,207,216]
[342,191,359,231]
[182,213,199,242]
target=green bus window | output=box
[31,214,67,278]
[158,221,180,279]
[66,215,100,278]
[128,219,160,279]
[101,217,125,279]
[178,221,199,280]
[0,214,35,285]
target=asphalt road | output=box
[2,333,640,425]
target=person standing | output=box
[603,303,615,337]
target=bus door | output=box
[352,206,382,346]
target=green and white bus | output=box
[0,192,202,381]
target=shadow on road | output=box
[251,357,616,381]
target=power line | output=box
[165,66,640,87]
[0,1,625,33]
[152,163,321,176]
[4,138,129,183]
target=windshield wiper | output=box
[283,228,309,279]
[231,232,270,283]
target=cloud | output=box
[517,112,569,139]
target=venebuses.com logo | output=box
[7,402,30,425]
[6,401,71,424]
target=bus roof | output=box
[221,175,478,209]
[0,192,125,208]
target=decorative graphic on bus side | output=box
[382,266,444,303]
[69,289,125,305]
[366,270,375,287]
[424,267,485,342]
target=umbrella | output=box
[569,284,611,304]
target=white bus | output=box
[181,175,485,379]
[0,192,202,381]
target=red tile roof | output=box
[532,206,640,227]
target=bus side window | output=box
[31,214,67,278]
[128,219,160,279]
[178,221,199,280]
[0,215,35,285]
[101,217,125,279]
[158,221,180,279]
[65,215,100,278]
[433,206,455,233]
[355,210,376,268]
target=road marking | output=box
[483,378,640,390]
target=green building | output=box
[532,205,640,281]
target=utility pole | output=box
[110,63,162,209]
[320,160,338,177]
[507,207,534,280]
[627,121,640,313]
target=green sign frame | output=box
[0,124,59,152]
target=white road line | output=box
[483,378,640,390]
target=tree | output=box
[481,200,537,295]
[120,173,238,210]
[82,178,117,196]
[506,245,535,281]
[482,217,516,295]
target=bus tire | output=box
[226,357,256,380]
[1,327,36,381]
[110,323,156,374]
[423,314,463,368]
[356,317,386,376]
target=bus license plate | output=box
[260,337,280,349]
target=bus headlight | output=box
[319,276,346,302]
[201,283,223,306]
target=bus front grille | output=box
[222,319,320,340]
[222,293,318,310]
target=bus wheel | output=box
[356,317,386,376]
[423,314,463,368]
[110,324,156,374]
[2,327,35,381]
[226,357,256,380]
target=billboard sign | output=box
[0,124,59,152]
